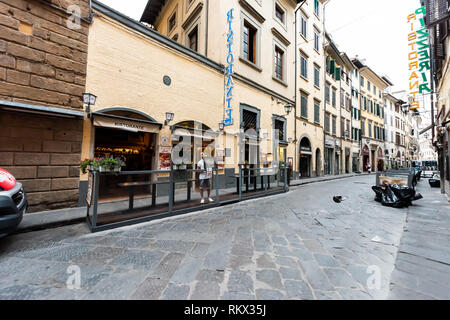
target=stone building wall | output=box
[0,0,90,212]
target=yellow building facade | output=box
[353,58,390,172]
[78,1,301,200]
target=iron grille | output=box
[426,0,449,26]
[274,119,285,141]
[242,110,258,132]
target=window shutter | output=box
[335,67,341,81]
[330,60,335,75]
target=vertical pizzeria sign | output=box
[407,6,431,110]
[224,9,234,126]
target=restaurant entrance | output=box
[91,109,161,202]
[94,127,157,202]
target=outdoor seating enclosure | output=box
[86,165,289,232]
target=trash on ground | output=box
[372,184,422,208]
[333,196,346,203]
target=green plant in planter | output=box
[80,158,93,174]
[97,157,125,172]
[80,158,102,174]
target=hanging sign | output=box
[407,6,431,110]
[224,8,234,126]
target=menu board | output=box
[159,146,172,171]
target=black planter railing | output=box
[85,165,289,232]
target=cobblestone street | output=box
[0,175,448,300]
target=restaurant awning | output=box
[91,112,162,133]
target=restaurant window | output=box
[243,20,257,64]
[274,45,284,81]
[274,118,285,142]
[301,93,308,119]
[188,26,198,52]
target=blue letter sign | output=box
[224,9,234,126]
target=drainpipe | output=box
[323,0,330,175]
[294,0,306,178]
[205,0,209,57]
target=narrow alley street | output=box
[0,175,447,300]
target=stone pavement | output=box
[388,180,450,300]
[0,175,447,300]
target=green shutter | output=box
[330,60,335,75]
[335,67,341,81]
[358,109,361,119]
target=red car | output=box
[0,168,27,237]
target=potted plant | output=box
[97,157,125,173]
[80,158,93,174]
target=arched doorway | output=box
[299,137,312,178]
[362,145,370,172]
[92,108,161,201]
[315,148,321,177]
[93,108,160,171]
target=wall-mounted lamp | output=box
[82,93,97,113]
[284,103,293,115]
[219,121,224,131]
[165,112,174,125]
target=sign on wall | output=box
[407,6,432,110]
[224,8,234,126]
[159,146,172,171]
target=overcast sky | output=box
[98,0,421,100]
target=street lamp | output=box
[165,112,174,125]
[284,103,293,115]
[82,93,96,113]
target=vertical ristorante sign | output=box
[407,6,431,110]
[224,9,234,126]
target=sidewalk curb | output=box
[14,173,375,234]
[289,173,372,187]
